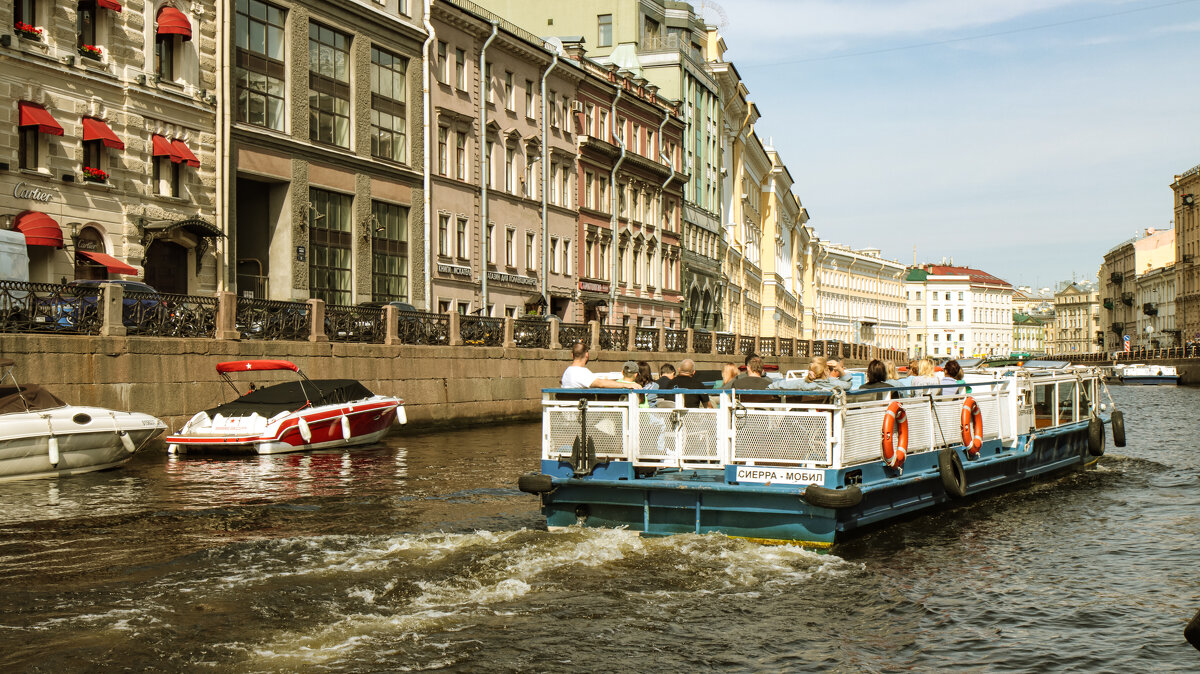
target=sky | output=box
[711,0,1200,289]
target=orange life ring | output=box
[881,400,908,469]
[961,397,983,456]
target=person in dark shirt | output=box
[856,359,897,401]
[663,358,710,408]
[733,356,772,390]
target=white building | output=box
[1135,265,1177,348]
[812,242,907,350]
[905,264,1014,358]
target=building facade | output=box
[1051,282,1100,354]
[223,0,425,305]
[905,265,1014,358]
[1173,163,1200,345]
[1099,228,1175,352]
[813,243,906,350]
[759,147,808,339]
[3,1,218,293]
[1012,313,1046,355]
[1135,265,1177,348]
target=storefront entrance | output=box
[144,239,189,294]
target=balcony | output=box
[1109,271,1124,284]
[1110,322,1124,334]
[1102,298,1114,310]
[1143,302,1158,316]
[1121,292,1134,306]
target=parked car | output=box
[37,280,166,332]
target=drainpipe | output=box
[656,110,674,304]
[539,46,559,311]
[421,0,435,310]
[215,0,231,291]
[479,21,498,315]
[608,84,625,322]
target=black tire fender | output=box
[517,473,554,494]
[1087,417,1105,457]
[1112,410,1126,448]
[1186,608,1200,651]
[803,484,863,509]
[938,447,968,499]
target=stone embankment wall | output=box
[0,334,828,432]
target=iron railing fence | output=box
[558,322,590,349]
[460,315,503,346]
[0,281,102,335]
[514,318,550,348]
[664,328,687,353]
[235,297,311,341]
[325,304,386,344]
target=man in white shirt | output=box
[561,341,639,389]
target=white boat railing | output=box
[541,370,1101,472]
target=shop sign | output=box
[579,281,608,293]
[487,271,536,286]
[13,182,57,203]
[438,263,472,278]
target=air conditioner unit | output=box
[571,100,584,112]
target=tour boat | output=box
[518,362,1121,548]
[166,360,405,455]
[1113,363,1179,385]
[0,359,166,481]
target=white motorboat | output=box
[0,359,167,481]
[166,360,405,455]
[1114,363,1180,385]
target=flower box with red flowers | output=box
[82,166,108,183]
[14,22,43,40]
[78,44,103,60]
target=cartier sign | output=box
[13,182,56,203]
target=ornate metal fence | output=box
[635,328,658,351]
[796,339,809,358]
[779,338,793,357]
[325,304,385,343]
[0,281,101,335]
[738,336,756,355]
[758,338,775,357]
[715,332,735,355]
[514,318,550,348]
[124,291,217,338]
[664,328,687,353]
[460,315,503,346]
[397,310,448,345]
[558,322,590,349]
[692,331,712,353]
[235,297,311,341]
[599,325,626,350]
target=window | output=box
[505,227,515,267]
[585,103,595,135]
[933,309,939,321]
[77,1,96,53]
[235,0,286,130]
[598,14,613,47]
[438,299,451,314]
[309,23,351,147]
[455,132,466,179]
[152,155,181,197]
[548,92,557,128]
[504,146,514,192]
[309,188,353,306]
[561,167,570,208]
[585,172,595,208]
[371,46,408,162]
[18,126,38,171]
[585,240,594,278]
[155,28,176,81]
[958,291,964,300]
[958,309,964,322]
[372,201,409,302]
[456,218,468,259]
[504,71,514,110]
[524,153,535,197]
[437,126,448,175]
[618,245,627,283]
[563,240,571,275]
[438,214,449,256]
[485,63,493,103]
[436,41,447,83]
[485,141,494,187]
[599,110,608,140]
[549,237,559,273]
[458,301,470,315]
[14,0,37,27]
[486,223,495,264]
[632,249,640,285]
[455,48,465,89]
[525,80,534,117]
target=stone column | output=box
[307,298,327,342]
[99,283,126,337]
[685,328,694,353]
[384,305,400,345]
[710,333,718,355]
[626,324,636,351]
[215,291,239,340]
[503,316,516,348]
[657,325,666,352]
[588,320,600,351]
[549,317,561,350]
[449,311,462,346]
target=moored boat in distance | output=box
[519,362,1122,548]
[166,360,405,455]
[1113,363,1179,385]
[0,359,166,481]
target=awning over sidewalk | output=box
[13,210,64,248]
[77,251,137,275]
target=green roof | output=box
[905,268,928,281]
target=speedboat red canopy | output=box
[216,360,300,374]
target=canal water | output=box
[0,386,1197,672]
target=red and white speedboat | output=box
[166,360,405,455]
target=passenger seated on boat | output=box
[714,362,739,389]
[661,359,710,408]
[854,360,897,402]
[733,356,777,403]
[767,358,852,392]
[940,360,969,396]
[636,361,660,407]
[560,342,641,390]
[909,358,942,394]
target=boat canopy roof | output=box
[205,379,375,418]
[0,384,67,414]
[216,360,300,374]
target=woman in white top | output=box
[908,358,942,394]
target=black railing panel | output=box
[599,326,626,351]
[664,329,687,353]
[325,304,385,343]
[514,319,550,349]
[692,331,712,354]
[715,333,735,355]
[125,291,217,338]
[0,281,101,334]
[235,297,311,341]
[558,322,590,349]
[397,311,448,345]
[779,338,793,357]
[460,315,503,346]
[635,328,658,351]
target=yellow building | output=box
[758,146,809,338]
[1174,163,1200,344]
[814,242,906,350]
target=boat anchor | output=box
[571,398,597,477]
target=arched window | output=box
[74,226,108,280]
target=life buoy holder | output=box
[960,397,983,457]
[881,400,908,470]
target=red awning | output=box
[216,360,300,374]
[13,211,65,248]
[77,251,137,275]
[18,102,64,136]
[170,139,199,168]
[98,0,122,11]
[151,134,181,162]
[82,117,125,150]
[156,7,192,40]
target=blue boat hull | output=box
[537,420,1100,548]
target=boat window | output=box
[1033,384,1053,428]
[1057,381,1076,425]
